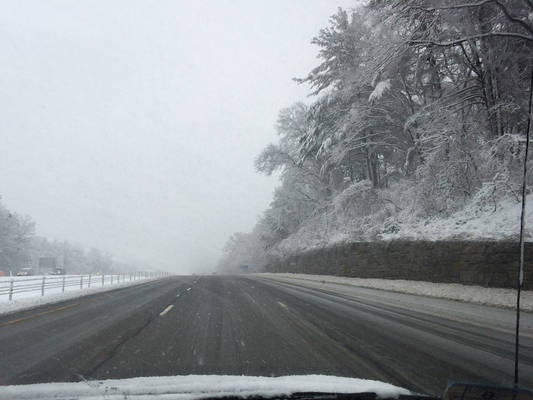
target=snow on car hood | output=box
[0,374,411,400]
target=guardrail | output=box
[0,271,168,300]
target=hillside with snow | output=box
[217,2,533,272]
[274,187,533,255]
[220,176,532,270]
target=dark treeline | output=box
[0,198,123,275]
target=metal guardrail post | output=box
[88,274,91,288]
[9,280,14,300]
[62,276,66,292]
[111,275,113,284]
[102,274,104,286]
[80,275,83,289]
[41,276,45,296]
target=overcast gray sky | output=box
[0,0,354,273]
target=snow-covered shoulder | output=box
[257,273,533,312]
[0,375,411,400]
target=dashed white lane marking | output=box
[160,305,174,316]
[277,301,288,310]
[186,287,192,291]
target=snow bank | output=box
[275,189,533,255]
[0,374,410,400]
[381,194,533,242]
[0,277,156,316]
[0,275,140,301]
[259,273,533,312]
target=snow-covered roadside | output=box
[0,277,158,316]
[380,193,533,242]
[0,374,410,400]
[275,190,533,255]
[257,273,533,312]
[0,274,145,301]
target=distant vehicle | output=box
[16,267,34,276]
[39,257,57,274]
[50,267,66,275]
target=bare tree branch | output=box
[408,32,533,47]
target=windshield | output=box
[0,1,533,398]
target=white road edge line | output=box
[277,301,288,310]
[160,305,174,316]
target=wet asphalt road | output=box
[0,275,532,396]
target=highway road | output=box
[0,275,532,396]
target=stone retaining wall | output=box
[264,241,533,290]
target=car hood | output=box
[0,374,411,400]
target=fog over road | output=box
[1,275,532,396]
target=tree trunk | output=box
[366,147,380,188]
[478,4,503,138]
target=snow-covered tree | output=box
[0,201,35,271]
[218,0,533,267]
